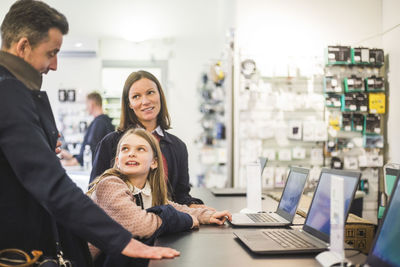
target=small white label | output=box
[371,109,377,114]
[356,125,363,131]
[350,105,357,111]
[360,106,368,112]
[347,142,354,148]
[246,162,262,212]
[375,128,381,134]
[345,126,351,131]
[331,79,338,86]
[347,79,354,85]
[334,161,341,168]
[334,101,341,107]
[368,79,375,85]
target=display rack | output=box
[196,61,230,188]
[103,95,121,127]
[56,88,90,155]
[324,45,386,223]
[233,58,326,190]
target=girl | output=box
[90,70,208,208]
[87,128,231,262]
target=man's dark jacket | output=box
[90,130,203,205]
[0,51,132,266]
[75,114,115,166]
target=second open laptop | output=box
[229,167,309,227]
[234,168,361,254]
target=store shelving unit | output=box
[324,46,387,223]
[231,53,327,190]
[103,95,121,128]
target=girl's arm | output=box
[168,200,215,224]
[94,176,162,238]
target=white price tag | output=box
[330,176,345,260]
[246,162,262,212]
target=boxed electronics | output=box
[326,46,351,64]
[351,47,370,64]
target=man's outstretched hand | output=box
[122,238,180,259]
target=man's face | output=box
[24,27,63,74]
[86,99,94,116]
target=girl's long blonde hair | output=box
[87,128,168,206]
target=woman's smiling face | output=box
[128,78,161,128]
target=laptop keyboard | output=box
[247,213,279,223]
[262,230,316,248]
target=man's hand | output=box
[209,210,232,225]
[55,133,62,154]
[121,239,180,259]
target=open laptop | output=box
[365,174,400,267]
[234,168,361,254]
[229,167,309,227]
[210,157,268,196]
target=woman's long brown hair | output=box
[87,128,168,206]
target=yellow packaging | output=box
[369,93,386,114]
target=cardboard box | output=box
[345,214,375,253]
[267,191,376,253]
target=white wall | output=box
[382,0,400,164]
[236,0,382,62]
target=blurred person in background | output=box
[61,91,114,166]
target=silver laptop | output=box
[210,157,268,196]
[230,167,309,227]
[234,168,361,254]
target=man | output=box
[0,0,179,265]
[61,92,114,166]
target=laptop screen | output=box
[277,168,308,218]
[303,169,360,243]
[367,176,400,267]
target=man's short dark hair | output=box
[87,92,103,107]
[1,0,69,49]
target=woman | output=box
[90,70,206,208]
